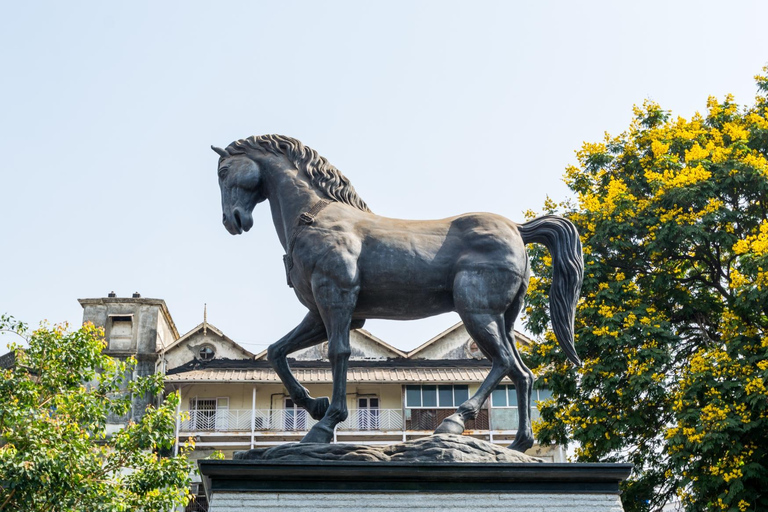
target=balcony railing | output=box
[180,407,539,433]
[181,408,404,432]
[406,408,489,431]
[182,409,251,431]
[337,408,403,431]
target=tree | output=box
[0,315,192,512]
[524,67,768,512]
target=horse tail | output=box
[518,215,584,366]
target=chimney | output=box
[108,291,116,298]
[132,292,141,298]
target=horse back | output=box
[356,211,524,267]
[351,212,527,319]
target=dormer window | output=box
[108,315,133,351]
[464,338,484,360]
[199,346,215,361]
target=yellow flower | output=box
[741,152,768,174]
[684,143,709,162]
[733,220,768,256]
[745,377,766,395]
[598,305,616,319]
[592,326,611,336]
[723,122,749,142]
[651,140,670,158]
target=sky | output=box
[1,1,767,354]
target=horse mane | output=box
[224,134,372,213]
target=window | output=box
[491,385,518,408]
[536,388,553,404]
[464,339,484,359]
[491,385,552,408]
[405,385,469,408]
[198,346,215,361]
[189,397,228,430]
[191,398,216,430]
[357,397,379,430]
[284,398,307,431]
[108,315,133,350]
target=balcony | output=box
[180,408,404,433]
[179,407,536,434]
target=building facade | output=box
[79,294,565,511]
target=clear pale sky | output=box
[1,1,767,353]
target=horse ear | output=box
[211,146,229,158]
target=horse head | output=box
[212,145,266,235]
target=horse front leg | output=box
[301,278,359,444]
[267,312,330,420]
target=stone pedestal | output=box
[198,460,632,512]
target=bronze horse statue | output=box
[213,134,583,451]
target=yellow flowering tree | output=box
[525,67,768,512]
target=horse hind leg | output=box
[434,312,516,435]
[504,289,537,452]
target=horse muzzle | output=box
[223,208,253,235]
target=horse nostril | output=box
[233,210,242,230]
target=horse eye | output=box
[218,167,229,179]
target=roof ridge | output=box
[162,322,255,357]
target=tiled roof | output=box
[165,366,498,384]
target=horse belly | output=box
[353,239,456,319]
[354,288,454,320]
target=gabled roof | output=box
[251,323,535,361]
[407,322,535,359]
[165,322,540,383]
[253,328,407,361]
[162,322,255,358]
[407,322,465,359]
[355,328,408,359]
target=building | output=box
[78,294,565,511]
[79,294,179,430]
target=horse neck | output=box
[264,164,327,251]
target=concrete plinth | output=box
[199,460,632,512]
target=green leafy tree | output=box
[524,67,768,512]
[0,315,192,512]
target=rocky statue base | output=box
[198,435,631,512]
[233,434,543,463]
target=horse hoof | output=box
[508,436,534,453]
[306,396,330,420]
[301,424,334,444]
[434,413,465,435]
